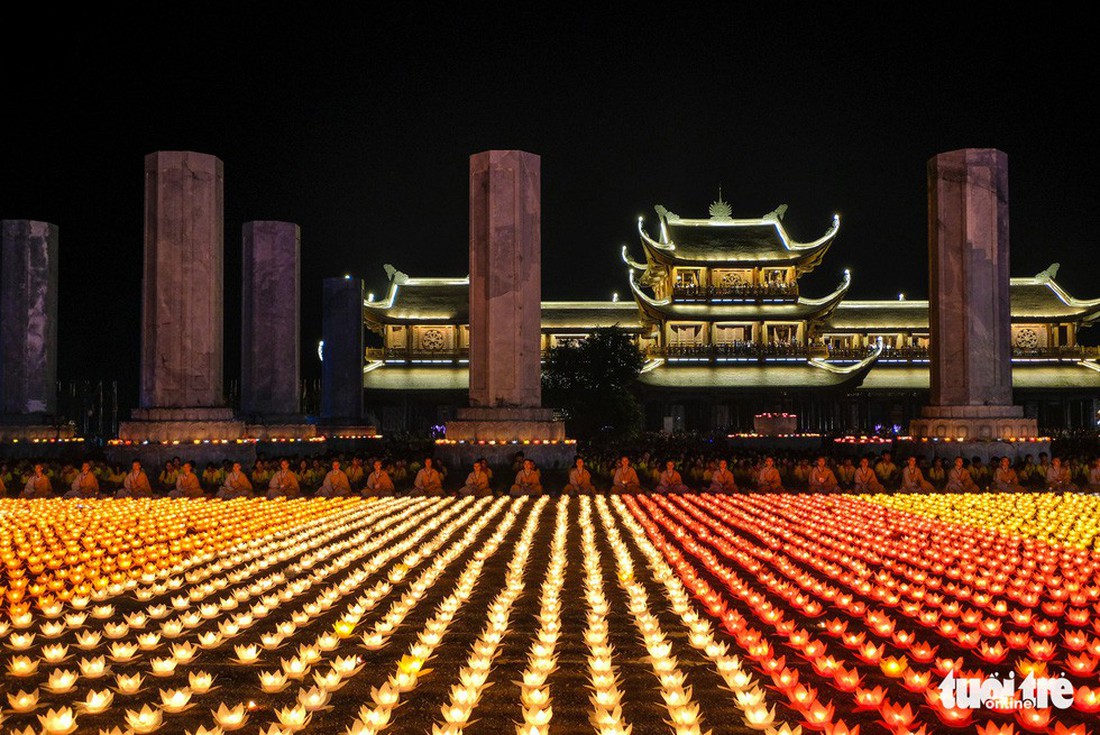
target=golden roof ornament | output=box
[708,187,733,220]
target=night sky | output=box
[3,9,1097,408]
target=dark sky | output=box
[3,9,1098,403]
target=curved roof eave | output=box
[799,269,852,322]
[628,267,671,323]
[621,244,649,271]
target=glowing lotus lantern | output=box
[1014,706,1051,733]
[8,654,39,676]
[854,687,886,709]
[124,704,163,734]
[879,656,908,677]
[7,688,40,712]
[47,668,79,693]
[275,703,311,731]
[212,702,249,730]
[37,706,78,735]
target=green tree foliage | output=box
[542,327,645,439]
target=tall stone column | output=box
[467,150,542,408]
[241,221,300,417]
[910,148,1038,447]
[441,150,568,469]
[140,150,225,409]
[0,220,59,417]
[320,276,364,422]
[116,151,250,461]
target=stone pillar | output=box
[468,150,542,408]
[321,276,364,422]
[114,151,250,464]
[440,150,568,463]
[0,220,59,416]
[241,221,300,417]
[927,148,1013,408]
[140,150,225,408]
[909,148,1039,449]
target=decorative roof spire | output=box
[708,187,733,219]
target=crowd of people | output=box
[3,439,1100,499]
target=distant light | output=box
[612,292,620,302]
[367,292,375,301]
[317,340,324,362]
[898,293,905,301]
[344,274,351,280]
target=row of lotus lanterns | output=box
[429,496,548,735]
[624,491,1097,734]
[345,497,526,735]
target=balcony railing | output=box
[373,347,470,361]
[1012,345,1100,359]
[672,282,798,300]
[648,342,826,359]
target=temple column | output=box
[1,220,58,417]
[907,148,1041,461]
[241,221,300,417]
[115,151,251,464]
[440,150,571,470]
[320,276,364,423]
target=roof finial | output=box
[709,186,732,219]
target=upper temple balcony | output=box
[670,280,799,301]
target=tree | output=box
[542,327,645,439]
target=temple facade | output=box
[361,199,1100,434]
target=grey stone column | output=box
[908,148,1038,445]
[467,150,542,408]
[321,277,364,421]
[927,148,1013,408]
[0,220,59,416]
[140,151,225,409]
[241,221,300,417]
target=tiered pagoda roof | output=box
[637,201,840,270]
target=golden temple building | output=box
[361,198,1100,434]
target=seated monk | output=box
[460,460,491,497]
[564,457,595,495]
[171,463,204,498]
[117,461,153,498]
[808,457,839,493]
[510,460,542,496]
[900,457,934,492]
[655,460,689,493]
[346,458,365,491]
[267,460,301,499]
[217,462,254,499]
[945,458,979,493]
[612,456,642,493]
[412,458,443,496]
[836,458,856,489]
[853,458,883,493]
[992,457,1023,492]
[756,457,784,492]
[214,464,251,499]
[317,460,352,497]
[365,459,395,496]
[21,464,53,498]
[1088,459,1100,492]
[66,461,100,499]
[1046,457,1076,492]
[708,459,737,493]
[874,452,900,488]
